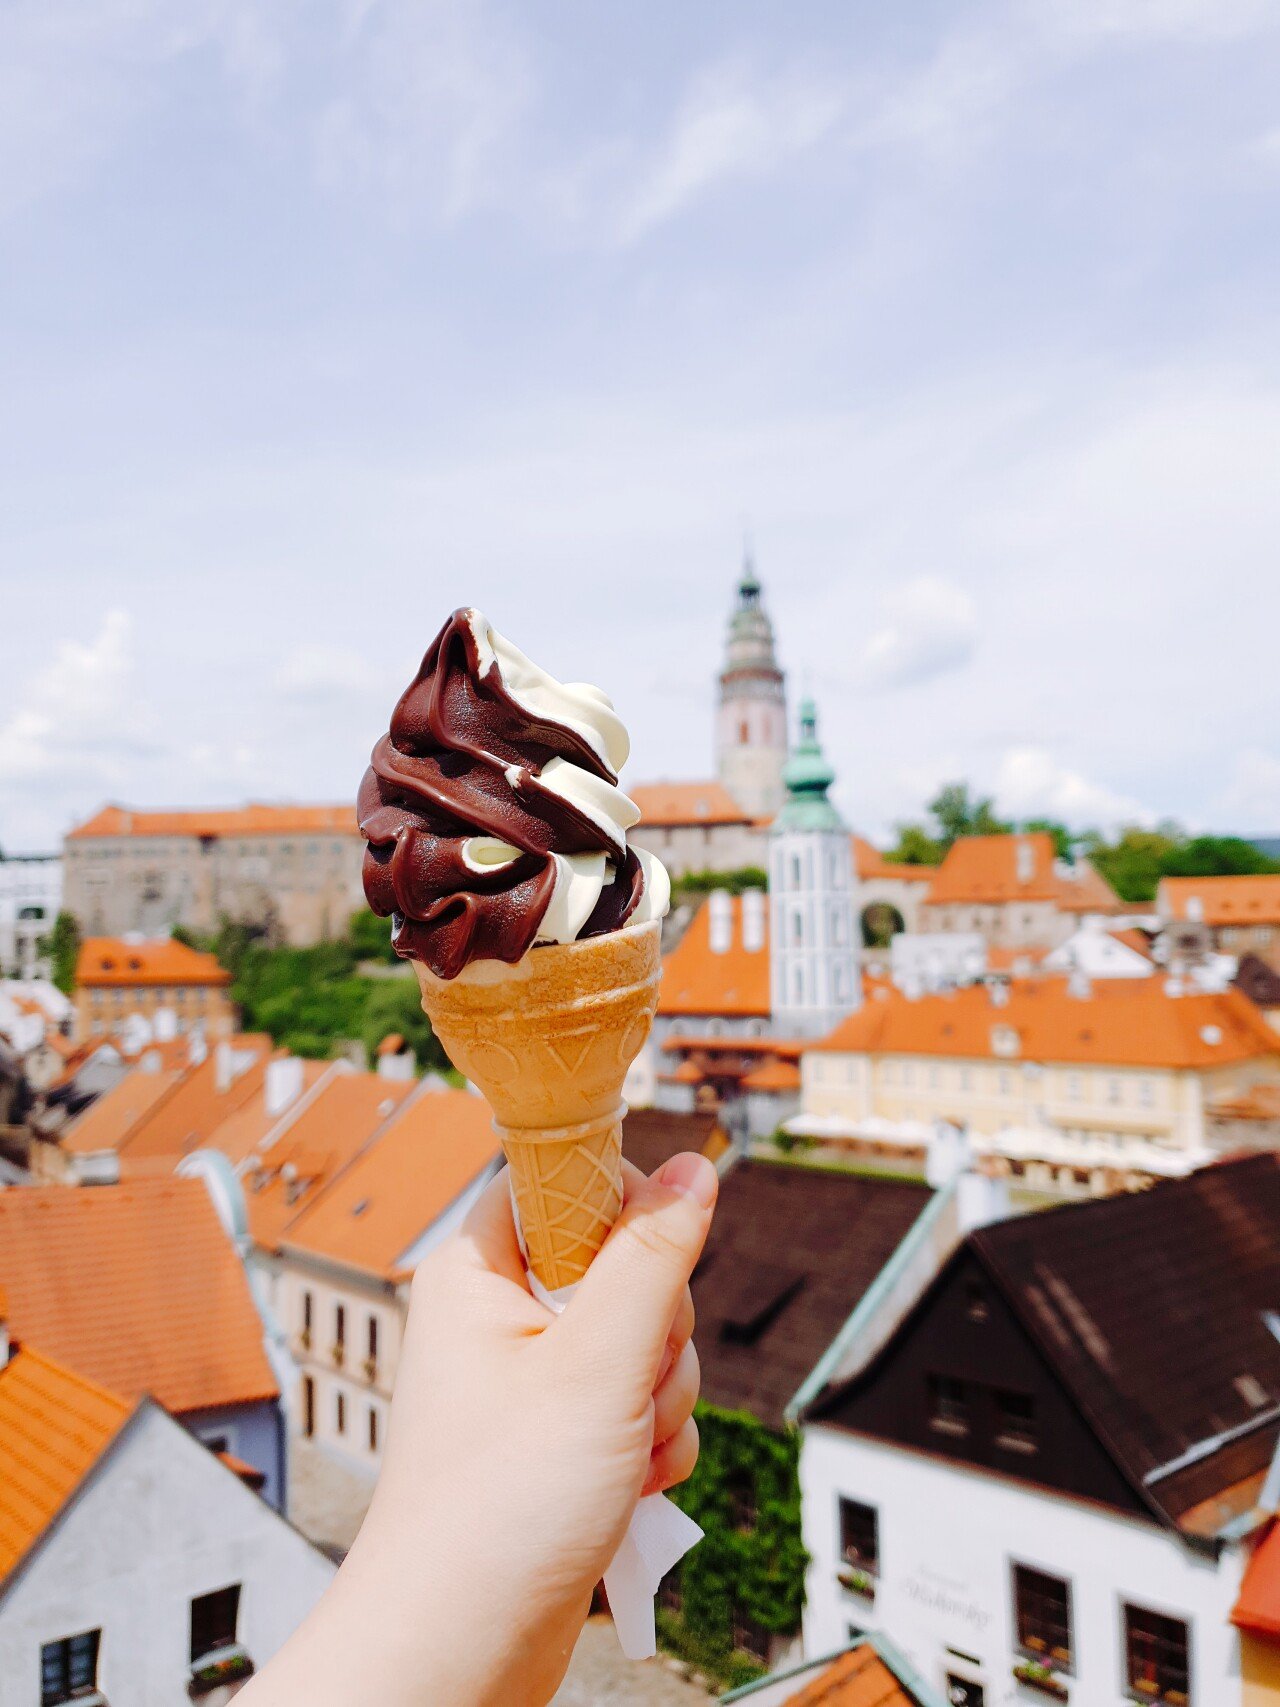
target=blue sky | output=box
[2,0,1280,851]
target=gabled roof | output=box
[280,1084,498,1280]
[0,1179,278,1414]
[780,1642,922,1706]
[924,832,1122,913]
[630,781,754,828]
[964,1156,1280,1527]
[1161,874,1280,927]
[61,1067,184,1156]
[238,1070,416,1251]
[1234,1518,1280,1639]
[692,1159,931,1429]
[75,937,230,989]
[68,803,358,840]
[658,894,770,1018]
[812,976,1280,1070]
[620,1108,728,1179]
[0,1348,132,1582]
[851,836,934,884]
[115,1036,275,1174]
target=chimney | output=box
[741,888,766,953]
[988,980,1010,1008]
[188,1027,208,1067]
[154,1006,178,1042]
[265,1055,305,1117]
[378,1048,417,1082]
[1015,838,1034,886]
[708,889,733,955]
[215,1041,233,1094]
[1187,895,1204,923]
[1067,970,1092,1001]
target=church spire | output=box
[777,698,843,831]
[716,559,788,817]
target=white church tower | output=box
[716,558,788,818]
[769,699,860,1037]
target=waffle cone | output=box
[413,919,662,1290]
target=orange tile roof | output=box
[1209,1084,1280,1122]
[781,1643,919,1707]
[925,832,1122,912]
[741,1058,802,1092]
[630,780,754,827]
[0,1348,132,1581]
[281,1085,498,1279]
[202,1059,334,1171]
[62,1068,185,1156]
[116,1036,275,1175]
[813,976,1280,1070]
[238,1070,415,1251]
[661,1035,803,1057]
[658,895,771,1017]
[76,936,231,989]
[0,1179,278,1413]
[851,835,935,883]
[1235,1519,1280,1639]
[1161,875,1280,927]
[68,802,359,841]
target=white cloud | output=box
[851,576,978,692]
[0,610,154,793]
[616,60,845,243]
[994,747,1155,829]
[275,643,377,701]
[1215,749,1280,830]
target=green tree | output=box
[47,911,81,995]
[359,978,451,1074]
[1018,818,1073,860]
[1160,836,1280,879]
[1082,826,1179,903]
[884,822,946,866]
[928,781,1011,845]
[349,907,402,964]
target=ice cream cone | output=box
[413,918,662,1291]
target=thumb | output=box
[554,1152,717,1381]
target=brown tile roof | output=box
[280,1085,499,1280]
[925,832,1122,912]
[0,1348,132,1581]
[851,836,934,884]
[658,894,771,1018]
[239,1070,416,1252]
[813,976,1280,1070]
[781,1642,920,1706]
[61,1068,184,1156]
[1234,1517,1280,1639]
[629,781,754,828]
[116,1037,275,1175]
[1161,874,1280,926]
[0,1179,278,1414]
[691,1159,931,1429]
[75,937,230,989]
[68,802,359,840]
[969,1155,1280,1528]
[620,1109,728,1180]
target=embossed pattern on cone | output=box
[413,920,661,1290]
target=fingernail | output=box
[655,1153,717,1210]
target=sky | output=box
[2,0,1280,853]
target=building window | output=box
[369,1405,379,1453]
[728,1472,757,1533]
[301,1290,313,1346]
[731,1606,771,1662]
[738,718,749,744]
[1108,1077,1122,1105]
[792,909,804,948]
[928,1374,970,1436]
[302,1375,315,1439]
[1067,1073,1082,1102]
[838,1497,879,1575]
[367,1315,379,1371]
[1013,1564,1073,1671]
[336,1391,346,1434]
[335,1304,346,1363]
[40,1630,100,1705]
[190,1584,240,1663]
[1123,1603,1190,1705]
[996,1390,1037,1453]
[965,1281,989,1323]
[790,855,802,887]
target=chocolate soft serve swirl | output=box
[357,608,669,979]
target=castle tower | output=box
[716,557,788,818]
[769,699,860,1037]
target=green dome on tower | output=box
[774,698,845,832]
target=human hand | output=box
[243,1149,718,1707]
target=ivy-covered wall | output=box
[661,1401,808,1683]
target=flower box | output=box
[298,1327,311,1351]
[188,1651,254,1696]
[331,1344,345,1368]
[836,1566,876,1601]
[362,1356,378,1383]
[1013,1661,1068,1700]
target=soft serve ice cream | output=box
[357,608,670,979]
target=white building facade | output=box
[0,854,61,980]
[801,1424,1243,1707]
[769,700,860,1038]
